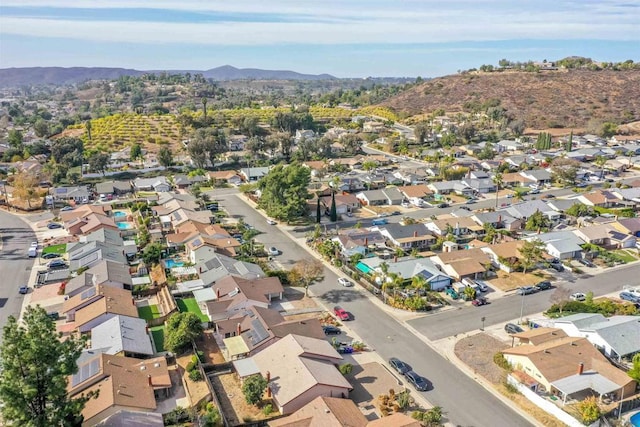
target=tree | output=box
[520,239,545,274]
[34,119,50,138]
[535,132,552,150]
[362,160,377,172]
[414,122,430,144]
[257,163,310,222]
[290,259,324,296]
[130,143,143,162]
[566,203,592,218]
[329,191,337,222]
[189,128,227,169]
[594,155,607,179]
[51,137,84,167]
[493,172,503,209]
[551,157,580,185]
[627,353,640,382]
[0,306,95,426]
[88,152,110,175]
[577,396,601,425]
[188,138,208,169]
[164,312,204,354]
[201,97,208,122]
[7,129,23,148]
[142,242,164,265]
[549,285,572,314]
[566,130,573,152]
[85,120,92,141]
[525,210,550,232]
[601,122,617,138]
[158,146,173,169]
[12,171,40,208]
[316,198,321,224]
[242,374,267,406]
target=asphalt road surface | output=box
[0,210,36,333]
[215,193,533,427]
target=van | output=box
[28,247,37,258]
[372,218,388,226]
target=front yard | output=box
[488,271,548,292]
[42,243,67,255]
[176,298,209,322]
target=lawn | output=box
[42,244,67,255]
[137,304,161,321]
[150,326,165,352]
[611,249,637,263]
[177,298,209,322]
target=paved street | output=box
[215,193,533,427]
[0,210,37,333]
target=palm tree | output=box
[493,172,503,209]
[201,97,208,121]
[594,156,607,179]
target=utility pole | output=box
[480,317,486,331]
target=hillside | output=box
[381,70,640,129]
[0,65,335,87]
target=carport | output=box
[551,371,620,406]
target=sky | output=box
[0,0,638,78]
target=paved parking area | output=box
[345,361,402,419]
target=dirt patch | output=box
[489,270,547,292]
[210,373,275,425]
[496,384,568,427]
[281,287,321,310]
[196,331,227,365]
[454,333,509,384]
[176,352,211,405]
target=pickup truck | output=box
[333,306,350,321]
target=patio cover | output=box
[131,276,151,286]
[174,279,205,294]
[224,336,250,359]
[171,266,198,277]
[232,357,260,379]
[193,288,217,304]
[551,371,620,397]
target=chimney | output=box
[498,215,502,224]
[216,288,221,299]
[393,255,398,263]
[364,237,368,246]
[236,323,242,336]
[147,375,152,386]
[132,298,135,305]
[199,266,203,274]
[266,371,271,398]
[413,231,418,237]
[577,362,584,375]
[145,326,149,334]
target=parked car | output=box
[619,291,640,303]
[534,281,552,291]
[19,285,29,294]
[322,325,342,335]
[505,323,524,334]
[436,203,449,208]
[570,292,586,302]
[30,241,38,248]
[401,202,410,208]
[389,357,411,375]
[445,287,459,300]
[60,206,74,211]
[47,260,68,270]
[47,222,63,229]
[333,306,350,321]
[338,277,354,287]
[266,218,277,225]
[471,297,488,306]
[549,262,564,272]
[517,286,537,295]
[268,247,279,256]
[46,311,60,320]
[475,280,490,292]
[206,203,219,211]
[405,370,430,391]
[465,198,477,204]
[42,252,61,260]
[578,258,595,268]
[529,188,540,194]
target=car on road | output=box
[534,281,552,291]
[542,194,555,199]
[389,357,411,375]
[47,222,63,229]
[570,292,586,302]
[471,297,488,306]
[268,247,280,256]
[405,370,430,391]
[266,218,277,225]
[517,286,537,295]
[529,188,540,194]
[30,241,38,248]
[401,202,410,208]
[504,323,524,334]
[338,277,354,287]
[371,218,388,226]
[322,325,342,335]
[436,203,449,208]
[41,252,61,260]
[206,203,219,211]
[47,260,68,270]
[19,285,29,294]
[465,198,477,204]
[333,306,350,321]
[619,291,640,303]
[578,258,595,268]
[60,206,74,211]
[549,262,564,272]
[390,210,401,216]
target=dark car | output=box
[47,222,63,229]
[389,357,412,375]
[47,260,68,270]
[405,370,430,391]
[206,203,219,211]
[19,285,29,294]
[42,252,61,259]
[322,325,342,335]
[505,323,524,334]
[549,262,565,272]
[578,258,595,268]
[437,203,449,208]
[517,286,537,295]
[471,297,488,306]
[534,281,552,291]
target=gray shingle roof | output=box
[91,315,154,356]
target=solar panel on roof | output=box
[250,319,269,345]
[192,238,202,246]
[71,357,100,387]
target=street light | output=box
[480,316,486,331]
[519,291,526,325]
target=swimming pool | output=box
[630,411,640,427]
[164,259,185,269]
[116,222,133,230]
[113,211,127,218]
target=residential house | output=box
[333,229,386,257]
[427,181,457,195]
[67,240,126,271]
[204,275,283,320]
[573,224,636,249]
[612,217,640,237]
[133,177,171,193]
[152,197,201,217]
[379,223,435,251]
[68,351,171,426]
[207,170,243,186]
[229,135,248,151]
[525,231,585,260]
[501,172,535,188]
[502,332,636,402]
[430,248,491,280]
[356,256,451,291]
[50,185,92,203]
[520,169,552,186]
[240,167,270,182]
[452,182,475,197]
[481,241,526,273]
[355,187,404,206]
[252,334,353,414]
[425,216,483,237]
[398,184,432,207]
[577,190,621,208]
[65,213,119,236]
[295,129,316,142]
[471,211,522,232]
[90,315,154,358]
[268,396,368,427]
[336,177,365,193]
[496,140,523,152]
[185,233,241,258]
[95,180,133,197]
[367,414,422,427]
[173,173,207,189]
[191,248,265,286]
[503,200,561,224]
[503,155,531,169]
[64,260,133,297]
[61,284,137,333]
[319,193,360,216]
[82,228,124,247]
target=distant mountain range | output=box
[0,65,336,87]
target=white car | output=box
[266,218,277,225]
[30,241,38,248]
[268,247,279,256]
[570,292,586,302]
[338,277,354,287]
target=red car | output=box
[333,306,350,321]
[472,297,488,307]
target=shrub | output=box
[503,380,519,394]
[339,363,353,375]
[188,369,203,382]
[493,352,512,371]
[577,396,601,425]
[262,403,273,416]
[186,360,196,372]
[196,350,205,362]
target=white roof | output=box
[131,277,151,286]
[174,279,205,293]
[193,288,217,304]
[233,358,260,378]
[551,371,620,396]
